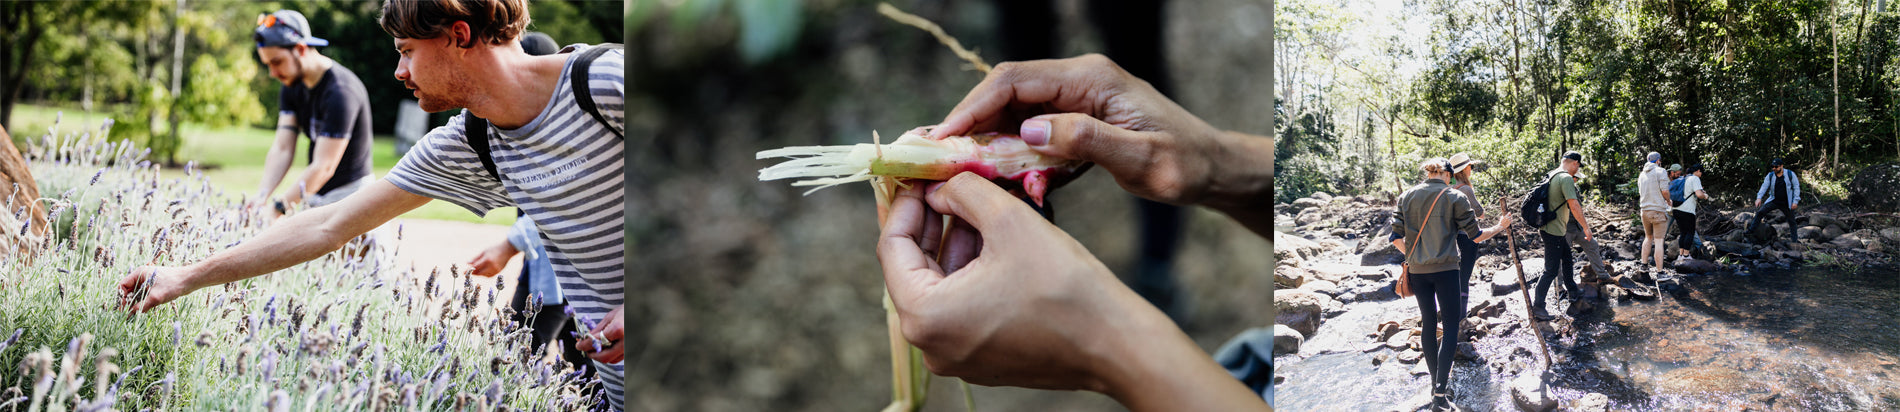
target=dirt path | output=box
[386,217,519,298]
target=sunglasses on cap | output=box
[257,13,278,28]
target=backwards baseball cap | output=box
[1562,151,1585,166]
[255,10,328,48]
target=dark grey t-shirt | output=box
[278,64,373,196]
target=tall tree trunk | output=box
[165,0,185,166]
[1833,0,1841,172]
[1,3,45,131]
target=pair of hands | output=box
[876,55,1265,409]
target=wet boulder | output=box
[1510,374,1559,412]
[1289,197,1328,212]
[1275,265,1314,288]
[1711,241,1761,259]
[1571,393,1611,412]
[1275,231,1324,265]
[1360,242,1405,266]
[1797,226,1824,241]
[1298,280,1341,297]
[1275,290,1335,336]
[1848,162,1900,212]
[1492,260,1543,296]
[1273,325,1303,355]
[1671,258,1724,274]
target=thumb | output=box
[1020,113,1152,173]
[923,172,1048,251]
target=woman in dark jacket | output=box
[1392,158,1513,411]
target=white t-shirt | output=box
[1638,163,1671,212]
[1675,175,1703,214]
[384,44,626,407]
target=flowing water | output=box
[1275,265,1900,411]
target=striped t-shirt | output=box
[384,44,626,408]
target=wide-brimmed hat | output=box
[1448,153,1479,174]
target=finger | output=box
[920,187,946,260]
[933,58,1096,139]
[590,341,624,364]
[923,173,1047,249]
[940,216,982,273]
[576,337,596,353]
[877,183,947,306]
[1022,113,1154,175]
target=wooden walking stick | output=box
[1502,197,1554,369]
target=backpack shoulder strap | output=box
[569,44,625,140]
[466,114,500,182]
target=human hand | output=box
[929,54,1269,215]
[1756,199,1764,208]
[465,240,518,278]
[118,266,197,314]
[878,173,1149,392]
[575,305,624,364]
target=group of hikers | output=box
[1389,150,1806,411]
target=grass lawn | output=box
[8,102,515,225]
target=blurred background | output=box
[623,0,1271,410]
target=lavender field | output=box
[0,120,599,411]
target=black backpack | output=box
[1520,173,1561,228]
[468,44,624,183]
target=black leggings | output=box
[1536,232,1578,310]
[1409,269,1463,392]
[1456,234,1478,299]
[1673,210,1697,251]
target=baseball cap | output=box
[1686,163,1704,174]
[1562,151,1585,167]
[1669,164,1682,172]
[1771,158,1784,167]
[255,10,328,48]
[520,32,558,56]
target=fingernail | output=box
[925,181,947,196]
[1021,118,1051,146]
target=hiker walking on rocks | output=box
[1747,158,1802,243]
[1447,153,1489,300]
[1674,164,1709,258]
[1639,152,1673,271]
[1534,151,1593,320]
[1391,158,1514,411]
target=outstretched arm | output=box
[120,180,432,312]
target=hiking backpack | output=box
[1668,177,1687,204]
[1520,174,1560,228]
[468,44,624,183]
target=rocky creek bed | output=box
[1273,191,1900,411]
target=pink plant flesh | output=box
[757,126,1087,206]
